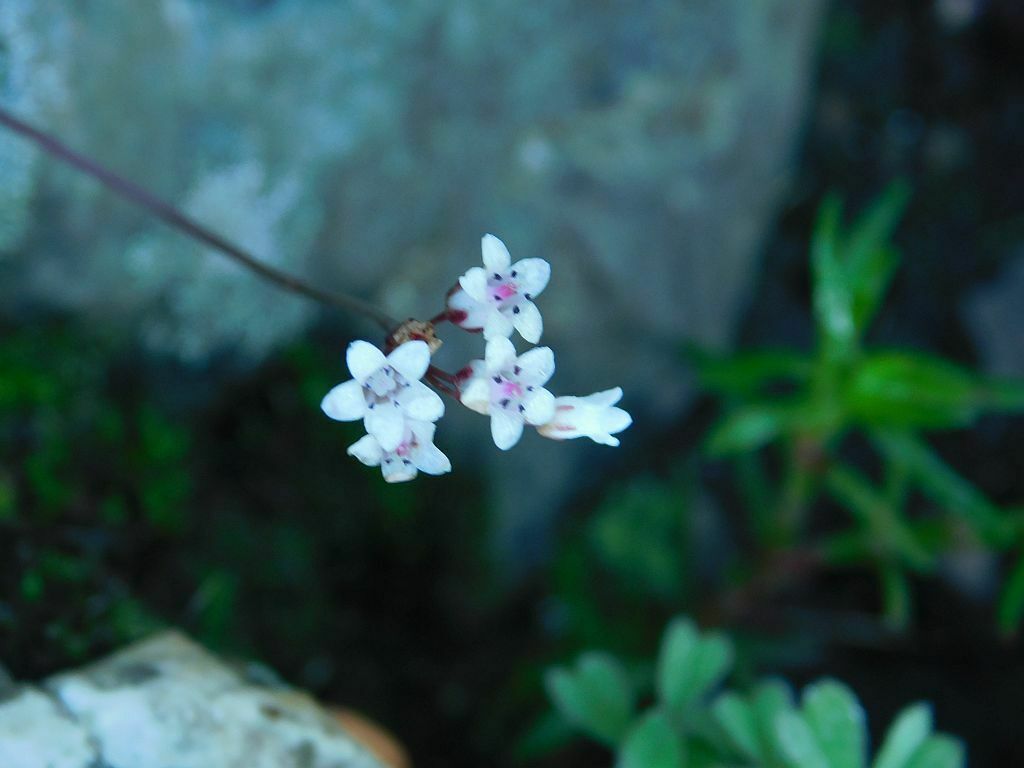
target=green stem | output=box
[824,463,932,570]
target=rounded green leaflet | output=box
[618,711,686,768]
[545,651,634,746]
[872,704,932,768]
[802,679,867,768]
[904,735,965,768]
[711,692,759,761]
[657,618,734,713]
[775,710,831,768]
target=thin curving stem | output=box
[0,106,397,332]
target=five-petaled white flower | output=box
[321,340,444,452]
[347,420,451,483]
[447,234,550,343]
[537,388,632,447]
[459,337,557,450]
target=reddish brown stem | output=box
[0,107,397,331]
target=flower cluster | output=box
[322,234,632,481]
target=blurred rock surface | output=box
[0,631,386,768]
[0,0,825,559]
[966,252,1024,378]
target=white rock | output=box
[0,632,385,768]
[0,688,96,768]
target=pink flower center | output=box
[493,283,518,301]
[501,381,523,398]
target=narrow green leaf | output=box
[845,181,910,275]
[545,652,635,746]
[775,711,830,768]
[618,710,686,768]
[711,692,760,761]
[871,431,1008,543]
[688,346,814,397]
[872,704,932,768]
[824,464,933,571]
[904,735,965,768]
[845,180,910,332]
[812,194,857,362]
[997,553,1024,637]
[846,352,980,429]
[802,679,867,768]
[706,401,834,457]
[849,245,900,334]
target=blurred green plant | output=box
[547,616,965,768]
[689,183,1024,632]
[534,185,1023,765]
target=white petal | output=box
[321,379,366,421]
[514,346,555,386]
[365,402,404,452]
[510,258,550,296]
[522,387,556,426]
[485,336,517,374]
[382,460,418,483]
[398,382,445,422]
[347,435,383,466]
[582,387,623,407]
[511,300,543,343]
[483,309,515,340]
[481,233,512,272]
[447,288,490,330]
[387,340,431,382]
[459,267,489,302]
[412,441,451,476]
[407,419,437,444]
[490,409,524,451]
[602,406,633,436]
[593,434,621,447]
[346,341,387,384]
[459,376,491,414]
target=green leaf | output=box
[812,194,857,363]
[845,353,981,429]
[872,704,932,768]
[706,401,834,457]
[997,553,1024,637]
[618,710,686,768]
[657,619,733,712]
[871,431,1008,542]
[589,477,689,600]
[845,180,910,332]
[879,564,913,632]
[904,735,965,768]
[751,680,797,766]
[775,711,830,768]
[849,245,900,335]
[802,680,867,768]
[545,652,635,746]
[688,346,814,397]
[711,692,759,761]
[824,464,933,571]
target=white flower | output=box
[446,234,551,343]
[537,388,632,447]
[347,420,451,483]
[459,337,557,450]
[321,340,444,452]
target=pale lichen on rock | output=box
[0,631,386,768]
